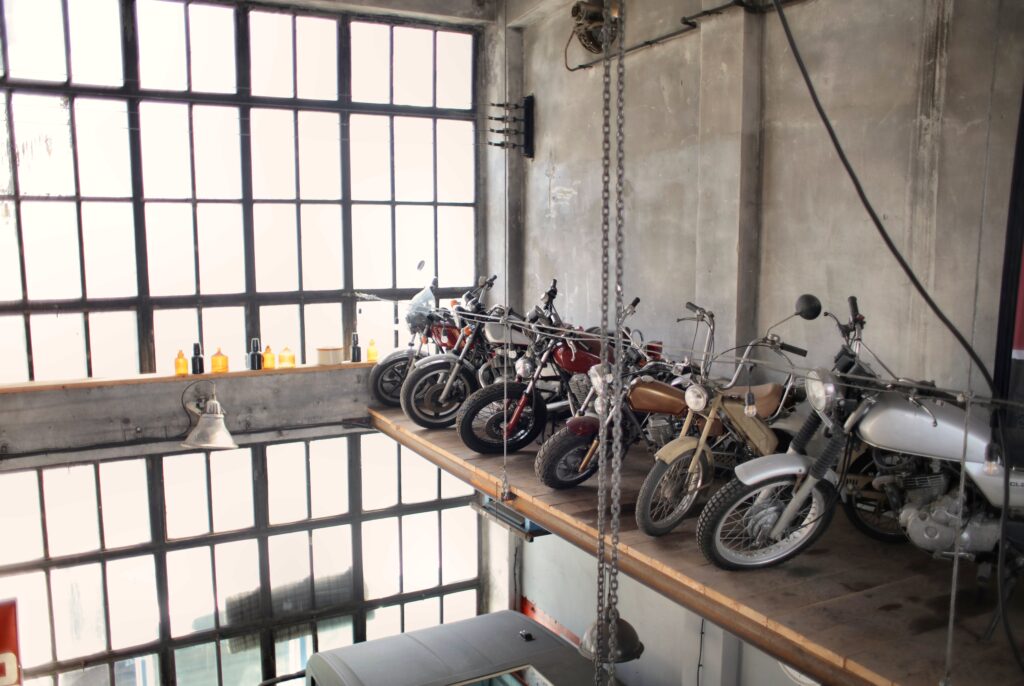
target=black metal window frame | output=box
[0,0,480,379]
[1,429,482,684]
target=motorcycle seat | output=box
[726,383,783,419]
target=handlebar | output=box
[630,296,640,309]
[485,274,497,288]
[779,342,808,358]
[685,301,700,313]
[848,295,860,321]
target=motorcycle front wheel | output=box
[534,427,600,489]
[696,476,836,570]
[456,382,548,454]
[400,360,478,429]
[841,453,906,544]
[369,350,420,407]
[635,450,709,536]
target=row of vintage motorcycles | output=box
[369,275,1018,572]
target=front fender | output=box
[734,453,837,487]
[655,436,711,466]
[566,415,600,437]
[413,352,475,376]
[380,347,424,365]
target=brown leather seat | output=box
[727,383,784,419]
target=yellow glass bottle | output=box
[279,346,296,368]
[211,347,229,373]
[263,345,276,369]
[174,350,188,376]
[367,339,378,363]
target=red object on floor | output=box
[0,599,20,686]
[519,596,580,647]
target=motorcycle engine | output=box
[568,373,592,409]
[646,416,676,449]
[900,492,1001,555]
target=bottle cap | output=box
[193,343,202,355]
[251,338,260,351]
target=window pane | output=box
[296,17,337,100]
[251,108,296,199]
[202,306,245,374]
[99,460,150,548]
[436,32,472,109]
[140,102,192,198]
[402,512,439,592]
[437,206,475,287]
[361,517,399,600]
[269,531,311,615]
[51,563,107,659]
[210,448,254,532]
[0,572,52,668]
[59,667,108,686]
[404,596,440,632]
[0,96,10,195]
[189,4,236,94]
[300,204,343,291]
[193,106,241,199]
[316,616,353,651]
[259,305,300,358]
[443,589,476,623]
[0,471,43,564]
[21,201,80,300]
[82,201,136,298]
[356,300,398,359]
[197,203,245,295]
[395,205,435,289]
[220,637,261,686]
[89,311,139,378]
[442,507,478,584]
[0,316,29,383]
[215,539,260,627]
[31,313,86,382]
[440,465,471,498]
[275,627,313,675]
[114,654,159,686]
[365,604,400,640]
[312,525,353,607]
[146,203,195,296]
[298,111,341,200]
[351,22,389,104]
[136,0,186,91]
[173,642,217,686]
[0,203,18,301]
[351,204,392,289]
[250,12,293,97]
[309,437,348,517]
[12,95,74,196]
[303,303,342,366]
[361,433,397,511]
[75,99,132,197]
[5,0,66,82]
[393,28,433,107]
[68,0,123,87]
[166,546,215,637]
[437,120,474,203]
[349,115,390,201]
[402,447,438,504]
[394,117,434,202]
[267,442,307,524]
[153,308,199,376]
[106,555,159,649]
[254,203,298,292]
[163,453,210,539]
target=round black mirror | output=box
[795,294,822,320]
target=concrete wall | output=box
[493,0,1024,391]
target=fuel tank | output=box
[552,341,601,374]
[484,321,531,346]
[627,378,686,416]
[856,392,990,464]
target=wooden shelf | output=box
[370,407,1024,686]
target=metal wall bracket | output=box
[486,95,535,159]
[472,494,549,541]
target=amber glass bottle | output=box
[211,348,229,373]
[279,346,296,368]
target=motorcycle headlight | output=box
[515,357,536,378]
[588,363,611,397]
[684,384,708,412]
[806,368,838,413]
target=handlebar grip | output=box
[779,342,808,357]
[685,301,700,313]
[550,278,558,289]
[630,297,640,309]
[486,275,497,287]
[848,295,860,320]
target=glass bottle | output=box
[174,350,188,376]
[279,346,296,368]
[367,339,378,363]
[211,347,229,373]
[248,338,263,370]
[263,345,276,370]
[191,343,205,374]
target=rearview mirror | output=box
[795,294,822,320]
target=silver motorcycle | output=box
[697,296,1018,570]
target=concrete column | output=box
[694,8,764,350]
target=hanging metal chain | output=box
[593,0,614,680]
[499,1,512,503]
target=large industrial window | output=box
[0,431,480,684]
[0,0,477,382]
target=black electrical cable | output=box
[257,671,306,686]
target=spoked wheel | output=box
[697,476,836,570]
[841,453,906,543]
[369,352,418,407]
[534,427,600,489]
[400,361,477,429]
[635,450,709,536]
[456,382,548,454]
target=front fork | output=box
[505,346,554,437]
[768,423,846,540]
[437,329,472,403]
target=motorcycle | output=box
[399,275,518,429]
[633,297,818,536]
[369,276,460,407]
[455,281,636,454]
[695,296,1009,571]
